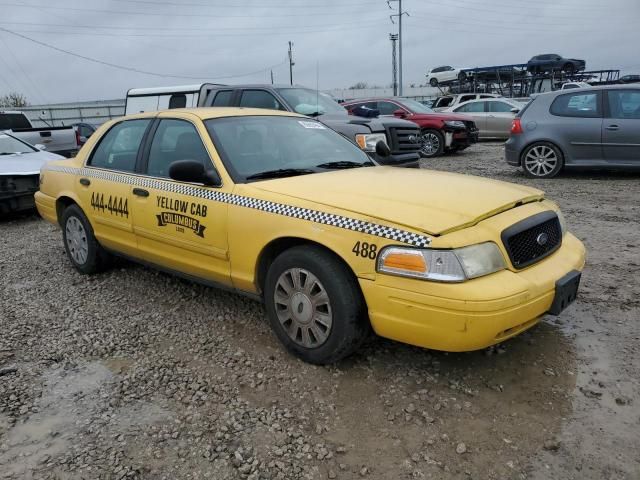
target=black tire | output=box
[429,77,438,87]
[419,129,445,158]
[458,71,467,82]
[264,245,368,365]
[521,142,564,179]
[563,63,575,75]
[61,204,110,274]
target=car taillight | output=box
[75,129,82,146]
[510,118,523,135]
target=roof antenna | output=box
[316,60,320,112]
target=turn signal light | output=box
[380,251,427,273]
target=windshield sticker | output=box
[298,121,325,129]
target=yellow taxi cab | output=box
[35,108,586,364]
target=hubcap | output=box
[65,216,88,265]
[524,145,558,177]
[420,133,440,156]
[274,268,333,348]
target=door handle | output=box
[605,125,619,131]
[79,178,90,186]
[133,188,149,197]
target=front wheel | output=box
[264,246,368,365]
[429,77,438,87]
[61,204,110,274]
[419,129,444,158]
[521,142,564,178]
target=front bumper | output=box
[359,233,586,352]
[444,127,479,150]
[0,175,39,214]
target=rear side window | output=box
[239,90,285,110]
[459,94,476,103]
[607,90,640,119]
[376,101,400,115]
[488,101,514,113]
[0,113,31,130]
[212,90,233,107]
[88,119,151,172]
[456,102,484,113]
[168,94,187,109]
[550,92,601,118]
[146,119,210,178]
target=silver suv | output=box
[505,85,640,178]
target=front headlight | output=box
[376,242,506,282]
[444,120,466,129]
[355,133,387,152]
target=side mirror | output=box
[510,107,520,113]
[375,140,391,158]
[34,144,47,151]
[393,109,407,118]
[169,160,221,186]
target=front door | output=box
[603,89,640,164]
[131,117,231,286]
[77,118,152,256]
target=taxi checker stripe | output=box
[46,166,431,247]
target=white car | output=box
[0,132,63,213]
[426,66,468,87]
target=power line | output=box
[0,2,377,18]
[0,33,47,103]
[0,27,288,80]
[109,0,376,9]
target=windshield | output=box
[397,98,435,114]
[205,116,371,183]
[0,133,36,155]
[276,88,346,116]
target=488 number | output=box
[352,241,378,260]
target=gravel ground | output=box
[1,142,638,479]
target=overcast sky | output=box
[0,0,638,104]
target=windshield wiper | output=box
[306,111,323,117]
[246,168,316,180]
[315,161,373,169]
[0,152,15,156]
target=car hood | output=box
[410,112,474,122]
[249,167,544,235]
[0,150,64,175]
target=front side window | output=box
[550,92,601,118]
[88,119,151,172]
[607,90,640,119]
[146,119,210,178]
[239,90,285,110]
[456,102,485,113]
[276,88,346,115]
[397,98,434,113]
[376,101,401,115]
[205,116,371,183]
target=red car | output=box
[341,97,479,158]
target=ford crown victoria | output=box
[35,108,586,364]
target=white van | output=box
[125,83,222,115]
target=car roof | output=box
[539,83,639,98]
[121,107,303,121]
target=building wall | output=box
[16,100,125,128]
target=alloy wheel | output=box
[420,132,440,156]
[273,268,333,348]
[524,145,558,177]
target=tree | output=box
[0,92,28,108]
[348,82,369,90]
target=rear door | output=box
[603,89,640,164]
[486,100,517,138]
[78,118,153,255]
[548,90,603,163]
[454,101,487,135]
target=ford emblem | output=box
[536,232,549,246]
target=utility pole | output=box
[288,41,294,86]
[270,69,274,84]
[389,33,398,96]
[388,0,409,96]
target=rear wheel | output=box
[563,63,575,75]
[521,142,564,179]
[264,246,368,365]
[61,204,110,274]
[429,78,438,87]
[419,129,444,158]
